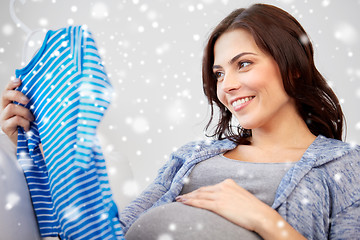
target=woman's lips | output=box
[231,96,255,111]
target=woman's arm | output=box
[176,178,306,240]
[0,78,34,145]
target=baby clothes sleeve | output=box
[15,25,124,240]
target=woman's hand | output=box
[0,78,34,145]
[176,178,306,240]
[176,178,267,231]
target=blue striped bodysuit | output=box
[15,25,124,239]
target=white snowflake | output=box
[166,100,186,123]
[299,34,310,45]
[157,234,173,240]
[334,23,358,45]
[108,166,117,175]
[139,4,148,12]
[28,40,35,47]
[277,220,285,228]
[5,192,20,210]
[152,22,159,28]
[147,10,158,20]
[38,18,48,27]
[25,130,33,138]
[197,3,204,10]
[334,173,342,182]
[193,34,200,41]
[127,116,150,134]
[101,213,109,220]
[201,0,215,4]
[138,26,145,33]
[63,205,81,223]
[168,223,176,231]
[281,230,289,237]
[322,0,331,7]
[18,150,27,158]
[237,169,245,177]
[91,2,109,19]
[221,0,229,5]
[183,177,190,184]
[67,18,74,25]
[196,222,203,230]
[301,198,310,205]
[70,5,78,12]
[156,43,170,55]
[122,180,140,197]
[106,144,114,153]
[2,23,14,36]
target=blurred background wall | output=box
[1,0,359,209]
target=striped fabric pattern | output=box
[15,25,124,239]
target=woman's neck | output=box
[250,108,316,152]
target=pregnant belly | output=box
[125,202,262,240]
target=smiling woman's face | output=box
[214,28,297,131]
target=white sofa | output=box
[0,132,41,239]
[0,132,135,239]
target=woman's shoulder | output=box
[310,135,360,165]
[171,138,237,159]
[309,135,360,176]
[307,136,360,213]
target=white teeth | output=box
[232,96,254,107]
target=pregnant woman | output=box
[1,3,359,240]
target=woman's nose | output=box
[222,73,241,93]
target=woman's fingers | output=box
[5,78,21,90]
[178,197,217,211]
[1,115,31,132]
[1,103,33,130]
[176,179,271,231]
[0,104,33,145]
[0,78,34,145]
[176,184,224,211]
[1,89,30,108]
[2,103,34,122]
[1,79,29,109]
[177,179,238,201]
[0,115,30,145]
[177,190,214,202]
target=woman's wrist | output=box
[254,207,306,240]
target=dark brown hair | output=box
[202,3,344,144]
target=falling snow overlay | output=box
[0,1,359,238]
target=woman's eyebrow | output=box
[229,52,257,65]
[213,52,257,70]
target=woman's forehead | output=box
[213,29,261,65]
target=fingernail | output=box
[12,78,20,84]
[176,196,186,202]
[21,96,29,103]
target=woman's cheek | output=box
[216,85,226,105]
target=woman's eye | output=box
[214,71,224,80]
[238,61,252,69]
